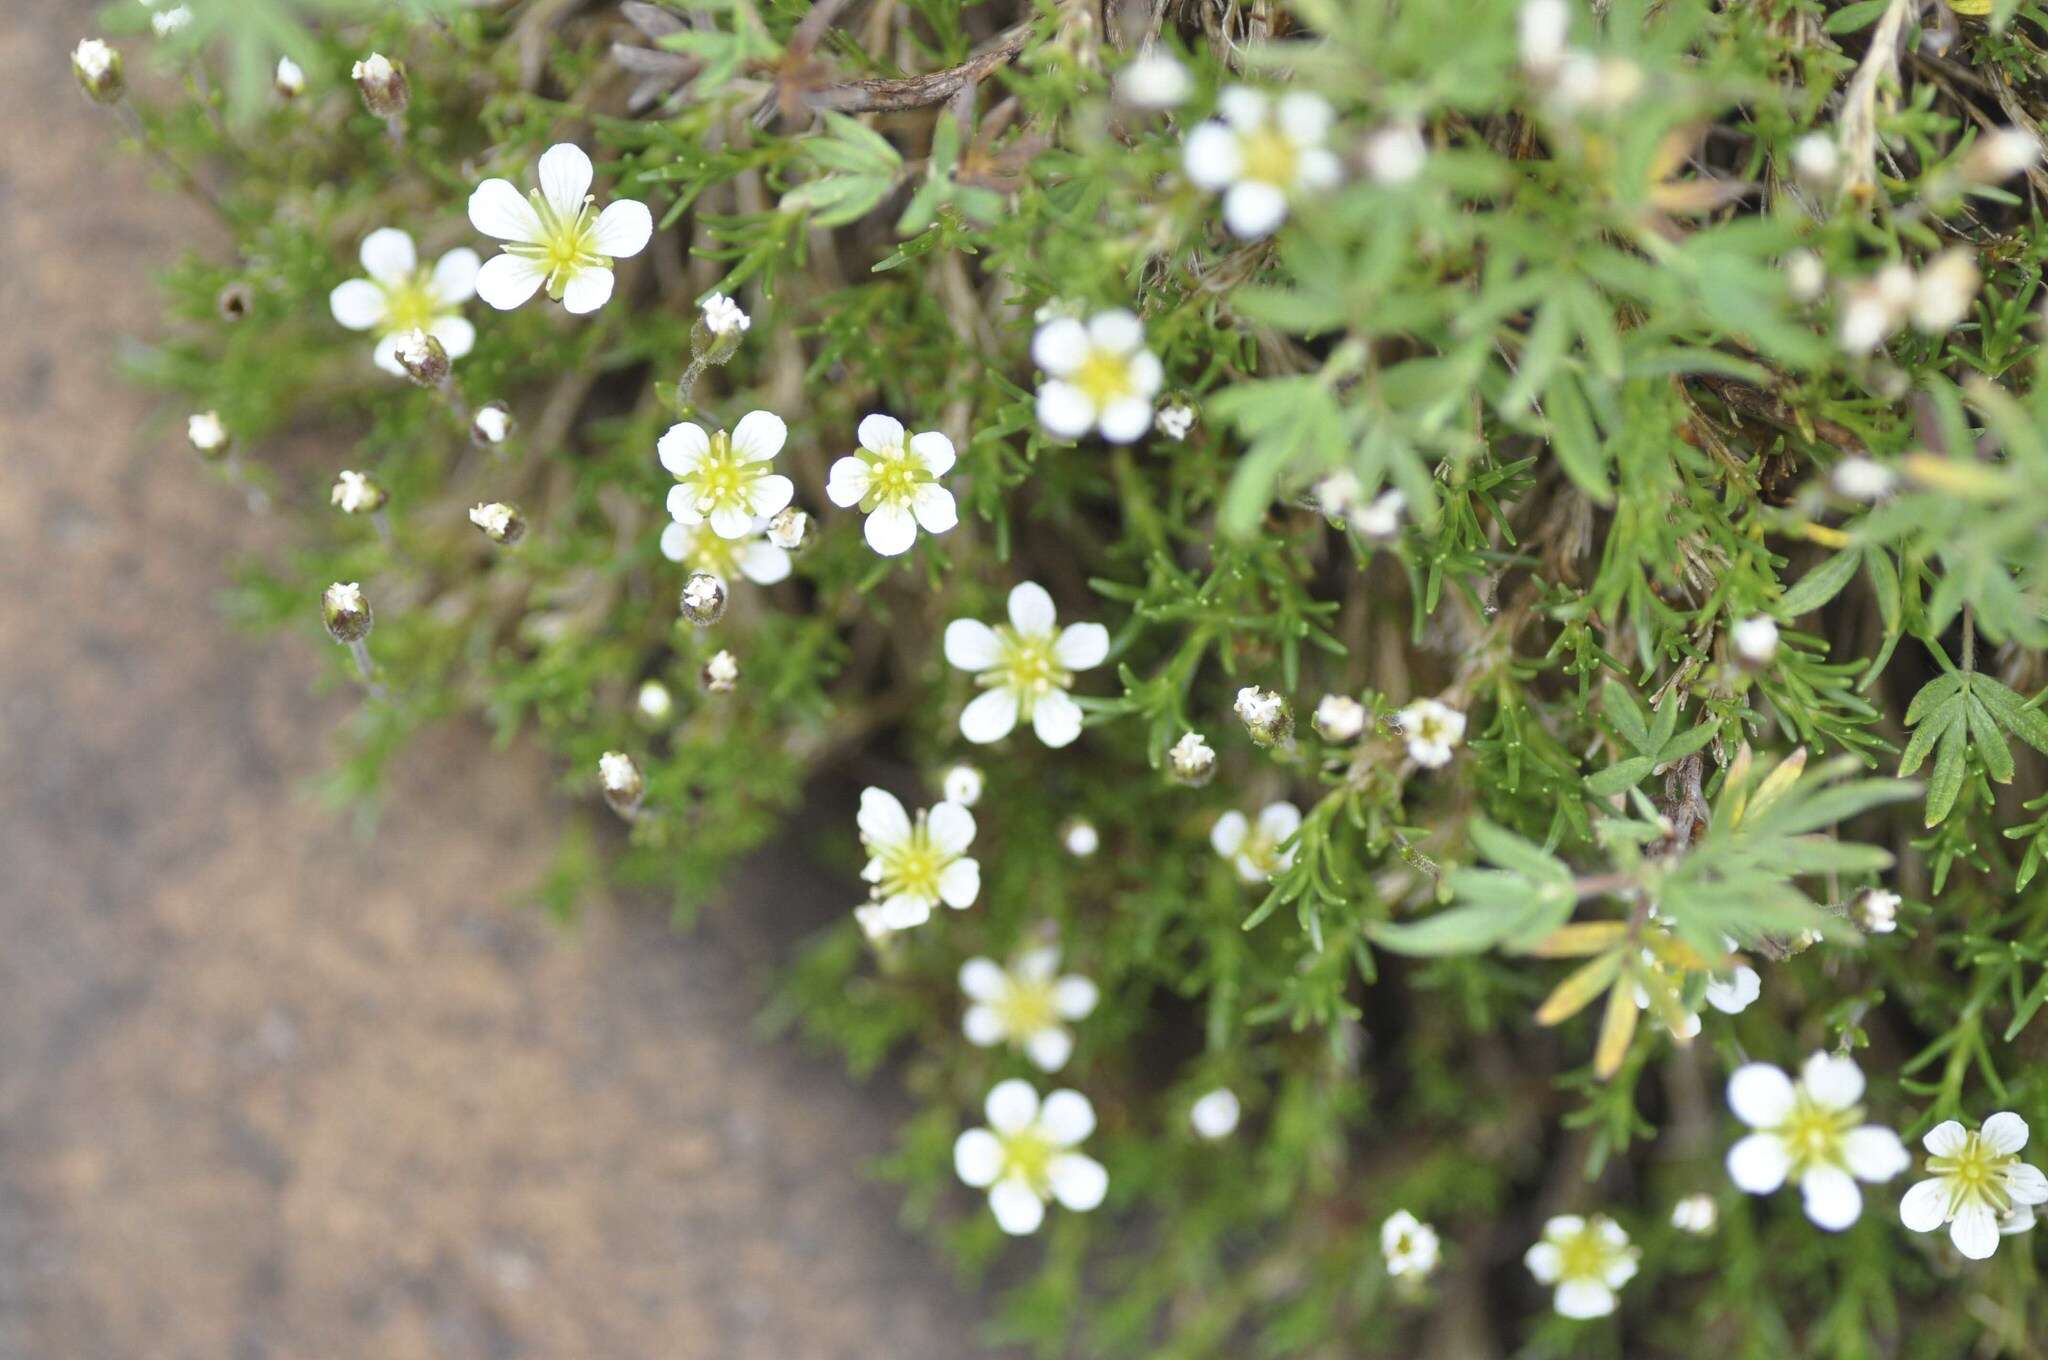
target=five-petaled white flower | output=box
[468,143,653,313]
[1724,1052,1910,1230]
[827,414,959,557]
[1183,87,1342,239]
[1210,802,1302,883]
[328,228,480,377]
[944,582,1108,748]
[960,948,1099,1072]
[1032,310,1164,444]
[660,411,795,541]
[1898,1112,2048,1259]
[1381,1210,1441,1280]
[857,786,978,931]
[1396,697,1466,768]
[659,517,791,587]
[953,1079,1109,1236]
[1524,1214,1638,1319]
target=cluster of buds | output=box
[1837,250,1982,354]
[468,501,526,546]
[701,649,739,693]
[1234,686,1293,748]
[187,411,231,462]
[679,572,728,626]
[598,751,646,820]
[1168,730,1218,787]
[352,52,409,119]
[72,39,124,105]
[330,469,387,515]
[1312,693,1369,744]
[471,401,515,449]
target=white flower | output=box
[1312,694,1368,743]
[960,948,1099,1072]
[1837,289,1896,355]
[1732,615,1779,665]
[1855,887,1901,934]
[1033,310,1164,443]
[275,55,305,97]
[472,402,514,447]
[1547,52,1644,115]
[1790,133,1840,186]
[857,786,978,931]
[1525,1214,1636,1319]
[330,469,384,514]
[1832,457,1897,502]
[74,38,116,81]
[1189,1088,1241,1140]
[186,410,228,453]
[942,764,984,808]
[1210,802,1301,884]
[636,679,673,721]
[1670,1193,1718,1235]
[826,414,958,556]
[1899,1113,2048,1259]
[1724,1052,1910,1230]
[1518,0,1571,75]
[468,501,524,544]
[944,582,1108,748]
[1365,123,1428,186]
[1062,820,1099,857]
[1381,1210,1441,1280]
[953,1080,1108,1236]
[1168,730,1217,786]
[1704,962,1761,1015]
[659,517,791,586]
[151,4,192,37]
[1350,488,1406,539]
[598,751,639,793]
[700,291,749,335]
[1396,697,1465,768]
[1911,249,1981,334]
[1314,469,1362,518]
[1155,402,1195,441]
[1785,250,1827,303]
[660,411,795,540]
[1183,87,1342,239]
[1115,49,1190,110]
[328,228,480,377]
[468,143,653,313]
[702,649,739,693]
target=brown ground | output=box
[0,5,986,1357]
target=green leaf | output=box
[1778,549,1861,616]
[1925,720,1970,826]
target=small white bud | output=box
[1963,127,2041,183]
[1785,250,1826,303]
[1349,488,1406,540]
[1155,402,1195,441]
[274,55,305,98]
[598,751,645,818]
[1550,52,1641,114]
[1910,248,1980,334]
[1671,1194,1718,1235]
[636,679,674,722]
[1168,730,1217,787]
[1115,50,1191,110]
[470,401,515,448]
[352,52,409,118]
[1365,123,1428,186]
[1518,0,1570,75]
[1854,887,1901,934]
[1313,469,1361,518]
[767,507,810,552]
[186,410,230,459]
[1831,456,1897,502]
[941,764,984,808]
[700,292,750,337]
[394,328,449,387]
[72,38,124,103]
[151,5,193,38]
[1189,1088,1241,1140]
[680,572,728,626]
[701,649,740,693]
[468,502,526,546]
[1235,686,1293,748]
[1731,615,1779,666]
[330,469,386,514]
[1790,133,1839,186]
[854,903,896,944]
[1312,694,1368,744]
[322,581,372,643]
[1062,819,1099,857]
[1836,289,1896,355]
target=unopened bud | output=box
[1911,249,1980,334]
[680,572,728,626]
[1115,50,1191,110]
[1155,402,1195,441]
[468,501,525,545]
[1313,694,1368,743]
[1789,132,1839,187]
[1785,250,1826,303]
[274,55,305,99]
[216,281,255,321]
[1168,730,1218,786]
[1365,123,1428,186]
[1671,1194,1718,1236]
[1313,469,1361,518]
[1518,0,1570,75]
[689,293,750,364]
[150,6,192,38]
[636,679,674,722]
[1349,488,1406,540]
[1962,127,2040,184]
[394,328,449,387]
[187,410,231,460]
[1062,819,1100,857]
[598,751,645,818]
[470,401,515,448]
[1853,887,1900,934]
[701,649,740,693]
[1731,615,1779,667]
[322,581,373,643]
[352,52,408,118]
[767,506,809,552]
[72,38,124,104]
[1235,686,1293,747]
[942,763,984,808]
[1831,456,1897,502]
[330,469,387,514]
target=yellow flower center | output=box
[857,443,930,511]
[380,276,442,334]
[674,431,763,518]
[982,628,1071,720]
[1413,712,1450,744]
[1929,1133,2019,1215]
[872,817,950,903]
[679,527,741,578]
[999,1128,1056,1193]
[995,976,1060,1038]
[1556,1227,1616,1283]
[1073,349,1136,408]
[503,190,610,300]
[1239,125,1300,187]
[1775,1095,1857,1176]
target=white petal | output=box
[877,895,931,930]
[1088,309,1143,356]
[825,456,872,508]
[960,688,1019,744]
[1223,181,1288,239]
[944,619,1001,671]
[1800,1165,1863,1230]
[1026,1027,1073,1072]
[536,142,595,219]
[962,1004,1006,1047]
[1296,147,1343,189]
[1053,977,1098,1020]
[1981,1111,2030,1156]
[475,252,547,310]
[1210,811,1248,857]
[857,787,912,846]
[468,178,543,243]
[659,522,690,562]
[561,265,616,314]
[985,1078,1039,1134]
[1036,381,1095,438]
[864,502,918,556]
[709,503,753,539]
[910,484,957,535]
[1727,1132,1791,1194]
[1258,802,1303,840]
[1182,122,1244,190]
[1554,1280,1616,1319]
[909,430,956,476]
[1008,581,1057,635]
[2004,1162,2048,1206]
[429,316,475,362]
[1098,397,1153,444]
[1217,85,1268,130]
[1844,1125,1909,1183]
[1704,965,1760,1014]
[328,279,387,330]
[1276,91,1333,146]
[953,1128,1004,1187]
[1951,1201,2000,1259]
[658,423,710,476]
[1800,1052,1865,1111]
[1014,949,1060,983]
[988,1177,1045,1235]
[666,488,701,524]
[927,801,976,854]
[1047,1153,1107,1211]
[589,199,652,258]
[1524,1241,1563,1284]
[937,858,980,909]
[370,332,407,376]
[358,227,417,283]
[730,410,788,461]
[857,412,905,453]
[1032,317,1089,375]
[1899,1177,1951,1232]
[1924,1120,1971,1158]
[1054,622,1109,671]
[1234,853,1268,884]
[746,475,795,522]
[1727,1063,1796,1128]
[959,958,1008,1002]
[1125,351,1165,399]
[1039,1090,1096,1145]
[430,247,481,304]
[1031,689,1083,749]
[725,534,785,582]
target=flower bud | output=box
[322,581,373,644]
[468,501,526,546]
[1789,132,1839,188]
[1910,249,1980,334]
[1731,615,1779,667]
[942,763,984,808]
[1189,1088,1241,1140]
[701,649,740,693]
[766,506,809,552]
[1853,887,1901,935]
[330,469,387,514]
[1168,730,1217,787]
[1365,122,1428,186]
[1962,127,2040,184]
[1062,819,1100,857]
[73,39,124,104]
[1831,456,1897,503]
[1235,687,1293,747]
[274,55,305,99]
[394,328,449,388]
[1349,488,1406,540]
[598,751,645,819]
[637,679,674,723]
[1154,402,1195,441]
[216,281,255,321]
[470,401,515,448]
[150,6,192,38]
[352,52,409,118]
[1784,250,1825,303]
[1115,50,1190,110]
[1313,694,1368,743]
[689,293,750,365]
[1670,1194,1718,1236]
[1518,0,1569,76]
[187,410,231,461]
[679,572,728,626]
